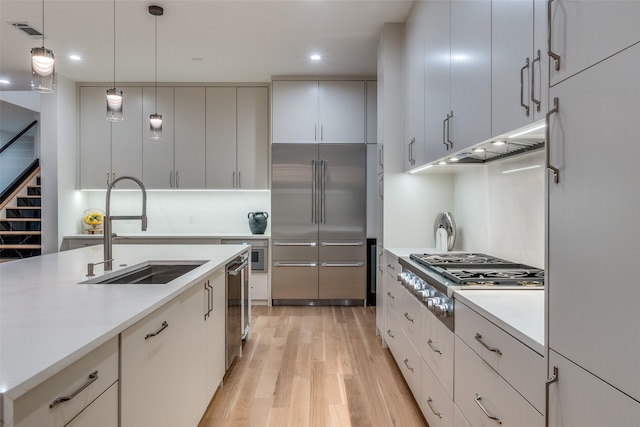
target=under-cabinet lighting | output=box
[449,157,460,162]
[473,147,485,153]
[0,79,10,85]
[501,165,542,174]
[408,164,433,174]
[492,140,506,146]
[310,54,322,61]
[438,161,447,165]
[508,122,546,139]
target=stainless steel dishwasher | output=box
[225,253,248,370]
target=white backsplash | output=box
[451,150,545,268]
[82,190,271,235]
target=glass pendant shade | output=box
[150,113,163,140]
[106,88,124,121]
[31,47,55,93]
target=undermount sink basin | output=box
[82,260,207,285]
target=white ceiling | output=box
[0,0,413,91]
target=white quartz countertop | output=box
[454,289,545,355]
[0,244,247,406]
[63,232,270,239]
[384,247,437,258]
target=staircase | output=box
[0,173,42,262]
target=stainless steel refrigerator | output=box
[271,143,366,305]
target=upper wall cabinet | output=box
[491,0,548,137]
[142,87,175,189]
[272,80,366,144]
[175,87,207,189]
[79,86,142,190]
[207,87,269,189]
[549,0,640,86]
[366,80,377,145]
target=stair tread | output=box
[0,231,42,235]
[7,206,41,210]
[18,195,41,198]
[0,244,41,249]
[0,218,42,222]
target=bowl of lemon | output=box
[83,209,105,234]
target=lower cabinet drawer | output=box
[453,403,471,427]
[418,303,455,399]
[420,358,453,427]
[454,336,543,427]
[65,381,118,427]
[12,337,119,427]
[386,311,421,400]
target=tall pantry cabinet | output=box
[546,1,640,424]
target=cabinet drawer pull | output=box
[545,366,559,427]
[520,58,530,116]
[321,241,363,246]
[274,241,317,247]
[427,338,442,355]
[386,263,395,270]
[475,333,502,355]
[404,312,415,323]
[386,291,394,300]
[427,397,442,418]
[403,358,415,372]
[386,329,395,339]
[531,50,542,112]
[475,394,502,424]
[50,370,99,408]
[204,282,211,320]
[446,111,454,149]
[546,97,560,183]
[145,321,169,340]
[547,0,561,70]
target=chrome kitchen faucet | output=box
[103,176,148,271]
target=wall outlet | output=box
[188,214,194,224]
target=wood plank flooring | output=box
[200,305,428,427]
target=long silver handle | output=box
[427,339,442,355]
[312,160,317,224]
[50,371,99,408]
[320,159,326,224]
[169,171,173,188]
[386,291,395,300]
[443,115,448,149]
[144,321,169,340]
[378,252,383,273]
[379,175,383,200]
[409,137,415,165]
[520,58,531,116]
[321,262,364,267]
[321,241,364,247]
[314,124,317,141]
[274,262,317,267]
[403,358,415,373]
[238,171,241,189]
[386,329,395,339]
[320,124,324,141]
[404,312,415,323]
[475,394,502,424]
[446,111,454,149]
[545,366,559,427]
[426,397,442,418]
[378,145,384,168]
[531,50,542,112]
[274,242,317,247]
[106,171,110,186]
[204,282,211,320]
[232,171,236,188]
[475,333,502,355]
[229,259,249,275]
[548,0,561,71]
[546,97,560,183]
[175,171,179,188]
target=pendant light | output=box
[106,0,123,121]
[149,5,163,140]
[31,0,55,93]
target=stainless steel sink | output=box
[82,260,206,285]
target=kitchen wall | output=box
[81,190,270,235]
[450,150,545,268]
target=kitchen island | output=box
[0,244,248,427]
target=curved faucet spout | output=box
[103,176,148,270]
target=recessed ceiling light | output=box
[449,157,459,162]
[492,140,506,146]
[310,54,321,61]
[0,79,10,85]
[473,147,485,153]
[69,54,82,61]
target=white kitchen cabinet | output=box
[205,86,268,190]
[491,0,548,137]
[549,0,640,86]
[79,86,142,189]
[142,86,175,189]
[204,269,226,399]
[375,244,385,338]
[547,41,640,403]
[237,87,269,189]
[251,272,269,302]
[121,283,206,427]
[174,87,206,189]
[12,337,118,427]
[403,0,426,171]
[386,310,421,400]
[423,0,451,164]
[366,143,378,239]
[454,336,543,427]
[272,80,365,144]
[547,350,640,427]
[65,382,118,427]
[449,0,491,151]
[421,358,454,427]
[366,80,377,144]
[453,404,471,427]
[206,87,237,188]
[418,303,454,400]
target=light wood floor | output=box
[200,305,428,427]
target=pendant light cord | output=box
[154,13,158,112]
[113,0,116,88]
[41,0,45,47]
